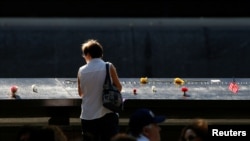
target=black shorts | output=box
[81,112,119,141]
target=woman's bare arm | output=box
[110,64,122,92]
[77,76,83,97]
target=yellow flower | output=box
[174,77,185,85]
[140,77,148,84]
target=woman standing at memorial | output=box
[77,39,122,141]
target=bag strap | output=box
[104,62,112,87]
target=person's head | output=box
[179,118,208,141]
[41,125,67,141]
[111,133,136,141]
[16,125,39,141]
[81,39,103,59]
[128,108,166,141]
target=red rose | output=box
[181,87,188,92]
[133,88,137,95]
[10,85,18,93]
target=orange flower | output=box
[174,77,185,85]
[140,77,148,84]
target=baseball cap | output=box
[128,108,166,134]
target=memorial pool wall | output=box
[1,18,250,78]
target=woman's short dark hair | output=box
[81,39,103,58]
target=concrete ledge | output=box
[1,117,250,126]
